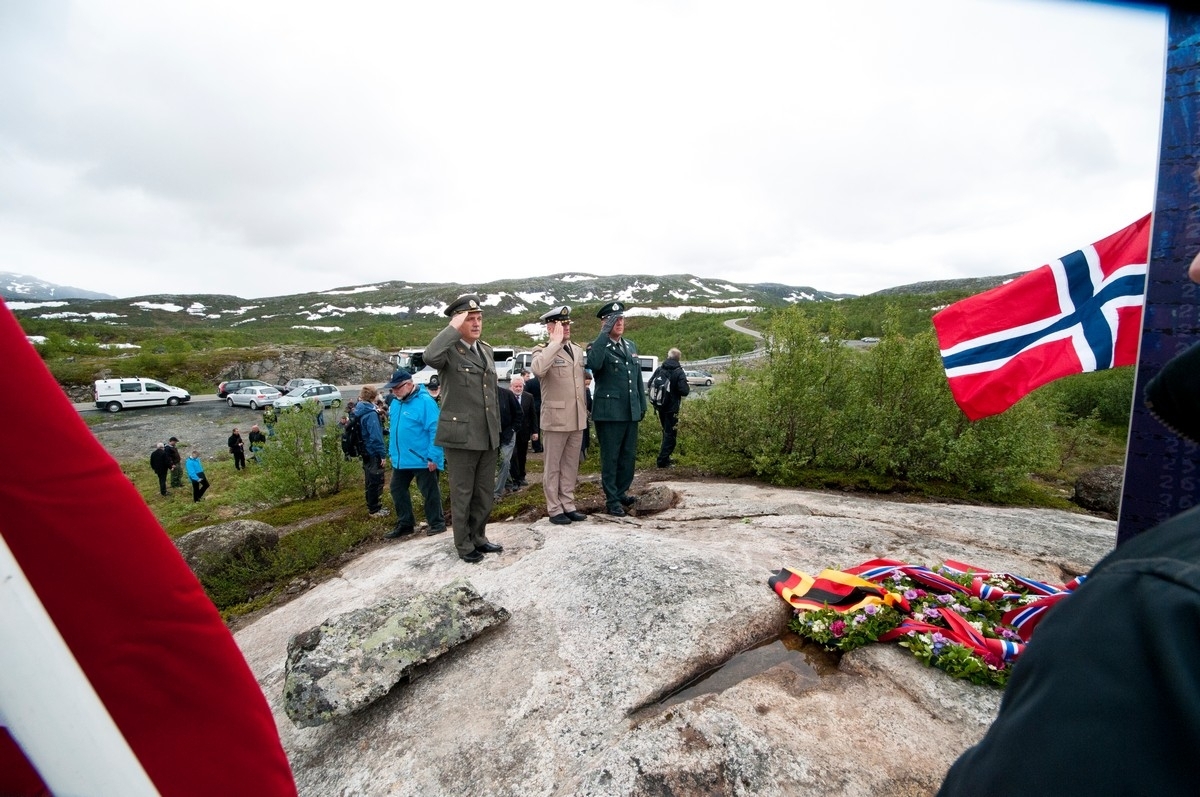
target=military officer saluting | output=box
[424,293,504,564]
[585,301,647,515]
[531,305,589,525]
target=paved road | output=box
[723,317,764,345]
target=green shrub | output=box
[251,402,353,500]
[679,305,1060,498]
[1034,368,1135,428]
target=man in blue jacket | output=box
[354,386,389,518]
[383,369,447,539]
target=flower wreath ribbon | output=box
[771,558,1082,664]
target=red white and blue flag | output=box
[0,301,297,796]
[932,215,1151,421]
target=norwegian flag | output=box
[932,215,1151,421]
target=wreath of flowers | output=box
[781,561,1079,688]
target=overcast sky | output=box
[0,1,1168,300]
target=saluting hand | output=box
[449,310,468,331]
[548,320,565,346]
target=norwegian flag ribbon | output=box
[877,610,1025,663]
[933,215,1151,421]
[0,301,297,796]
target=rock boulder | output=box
[1074,464,1124,515]
[174,519,279,579]
[283,580,510,727]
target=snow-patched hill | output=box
[1,271,116,302]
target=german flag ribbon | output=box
[768,567,909,614]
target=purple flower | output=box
[936,593,954,604]
[951,603,969,614]
[830,620,846,638]
[903,589,918,600]
[891,573,904,583]
[852,614,866,625]
[923,607,941,620]
[864,604,879,615]
[1000,628,1020,640]
[931,632,948,654]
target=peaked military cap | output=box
[596,301,627,319]
[539,305,572,323]
[444,294,484,317]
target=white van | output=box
[94,377,191,413]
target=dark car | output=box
[217,378,284,398]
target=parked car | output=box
[685,369,714,386]
[227,385,282,409]
[94,377,190,413]
[282,377,321,394]
[273,383,343,411]
[217,378,284,398]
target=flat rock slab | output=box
[235,481,1116,796]
[283,580,510,727]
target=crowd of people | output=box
[149,294,697,563]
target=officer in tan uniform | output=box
[585,301,647,515]
[530,306,589,525]
[424,294,503,564]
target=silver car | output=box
[283,377,321,394]
[685,370,714,386]
[227,385,282,409]
[273,383,343,411]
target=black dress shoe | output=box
[607,505,626,517]
[384,526,414,539]
[459,550,485,564]
[426,526,448,536]
[476,541,504,553]
[619,495,637,506]
[565,510,587,522]
[549,513,572,525]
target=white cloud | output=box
[0,1,1167,299]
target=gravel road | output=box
[82,397,348,464]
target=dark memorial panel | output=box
[1119,12,1200,544]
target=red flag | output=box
[0,301,296,796]
[932,215,1150,420]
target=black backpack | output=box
[341,415,365,457]
[648,367,671,408]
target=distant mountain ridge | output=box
[868,273,1024,297]
[5,272,853,330]
[1,271,117,301]
[6,270,1020,334]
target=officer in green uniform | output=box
[424,294,503,564]
[585,301,647,515]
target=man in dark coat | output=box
[227,428,246,471]
[165,436,183,488]
[654,348,691,468]
[494,384,521,500]
[523,369,543,453]
[939,502,1200,796]
[585,301,647,516]
[424,294,503,564]
[509,375,537,488]
[150,443,171,496]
